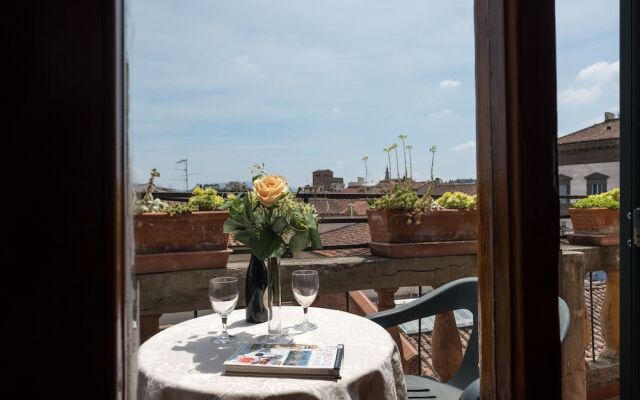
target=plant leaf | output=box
[223,219,246,233]
[234,230,256,247]
[288,230,308,253]
[271,217,287,234]
[253,228,284,260]
[308,227,322,249]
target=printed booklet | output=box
[223,343,344,379]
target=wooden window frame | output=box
[474,0,562,398]
[10,0,638,398]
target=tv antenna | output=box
[176,158,196,192]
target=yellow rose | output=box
[253,175,289,207]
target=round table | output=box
[137,306,407,400]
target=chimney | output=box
[604,111,616,121]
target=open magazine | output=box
[223,343,344,379]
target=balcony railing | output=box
[136,190,612,399]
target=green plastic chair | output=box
[366,277,570,400]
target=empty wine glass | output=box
[209,277,239,343]
[292,270,319,331]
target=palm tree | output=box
[390,143,400,180]
[398,134,408,179]
[361,155,369,191]
[383,147,392,180]
[429,145,437,182]
[406,144,413,180]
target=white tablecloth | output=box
[137,306,406,400]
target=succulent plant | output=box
[573,188,620,209]
[369,183,476,225]
[434,191,477,210]
[188,187,225,211]
[134,169,169,213]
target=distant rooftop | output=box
[558,113,619,145]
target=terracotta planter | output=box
[568,208,619,235]
[134,210,231,273]
[366,209,478,257]
[366,209,478,243]
[567,208,619,246]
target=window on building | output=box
[584,172,608,195]
[558,174,572,199]
[558,174,572,215]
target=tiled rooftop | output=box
[557,118,619,145]
[312,223,372,257]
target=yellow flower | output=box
[253,175,289,207]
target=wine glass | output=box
[292,270,319,331]
[209,277,239,343]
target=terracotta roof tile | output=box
[311,223,371,257]
[558,118,620,145]
[318,223,371,246]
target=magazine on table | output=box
[223,342,344,379]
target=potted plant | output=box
[223,169,321,333]
[567,188,619,246]
[133,169,232,274]
[366,183,478,257]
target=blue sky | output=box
[128,0,619,189]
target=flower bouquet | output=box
[223,168,321,336]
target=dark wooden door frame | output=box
[7,1,127,398]
[474,0,562,398]
[620,0,640,398]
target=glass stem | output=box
[221,316,228,337]
[303,307,309,325]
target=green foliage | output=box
[188,187,225,211]
[166,203,197,215]
[369,182,435,224]
[134,169,231,214]
[369,182,429,210]
[134,168,169,213]
[434,192,477,210]
[369,184,477,225]
[573,188,620,209]
[223,178,322,259]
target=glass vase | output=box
[266,256,282,338]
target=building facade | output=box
[312,169,345,191]
[557,112,619,216]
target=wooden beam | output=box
[475,0,562,398]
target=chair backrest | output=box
[367,277,480,389]
[440,278,479,390]
[457,295,572,400]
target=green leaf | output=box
[223,219,246,233]
[308,228,322,249]
[271,217,287,234]
[253,228,284,260]
[242,194,254,221]
[234,230,257,247]
[305,213,319,230]
[288,230,308,253]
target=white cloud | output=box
[439,79,461,89]
[428,108,453,118]
[576,61,619,84]
[558,87,601,104]
[328,106,345,119]
[232,55,254,69]
[333,161,344,171]
[451,141,476,151]
[558,61,618,105]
